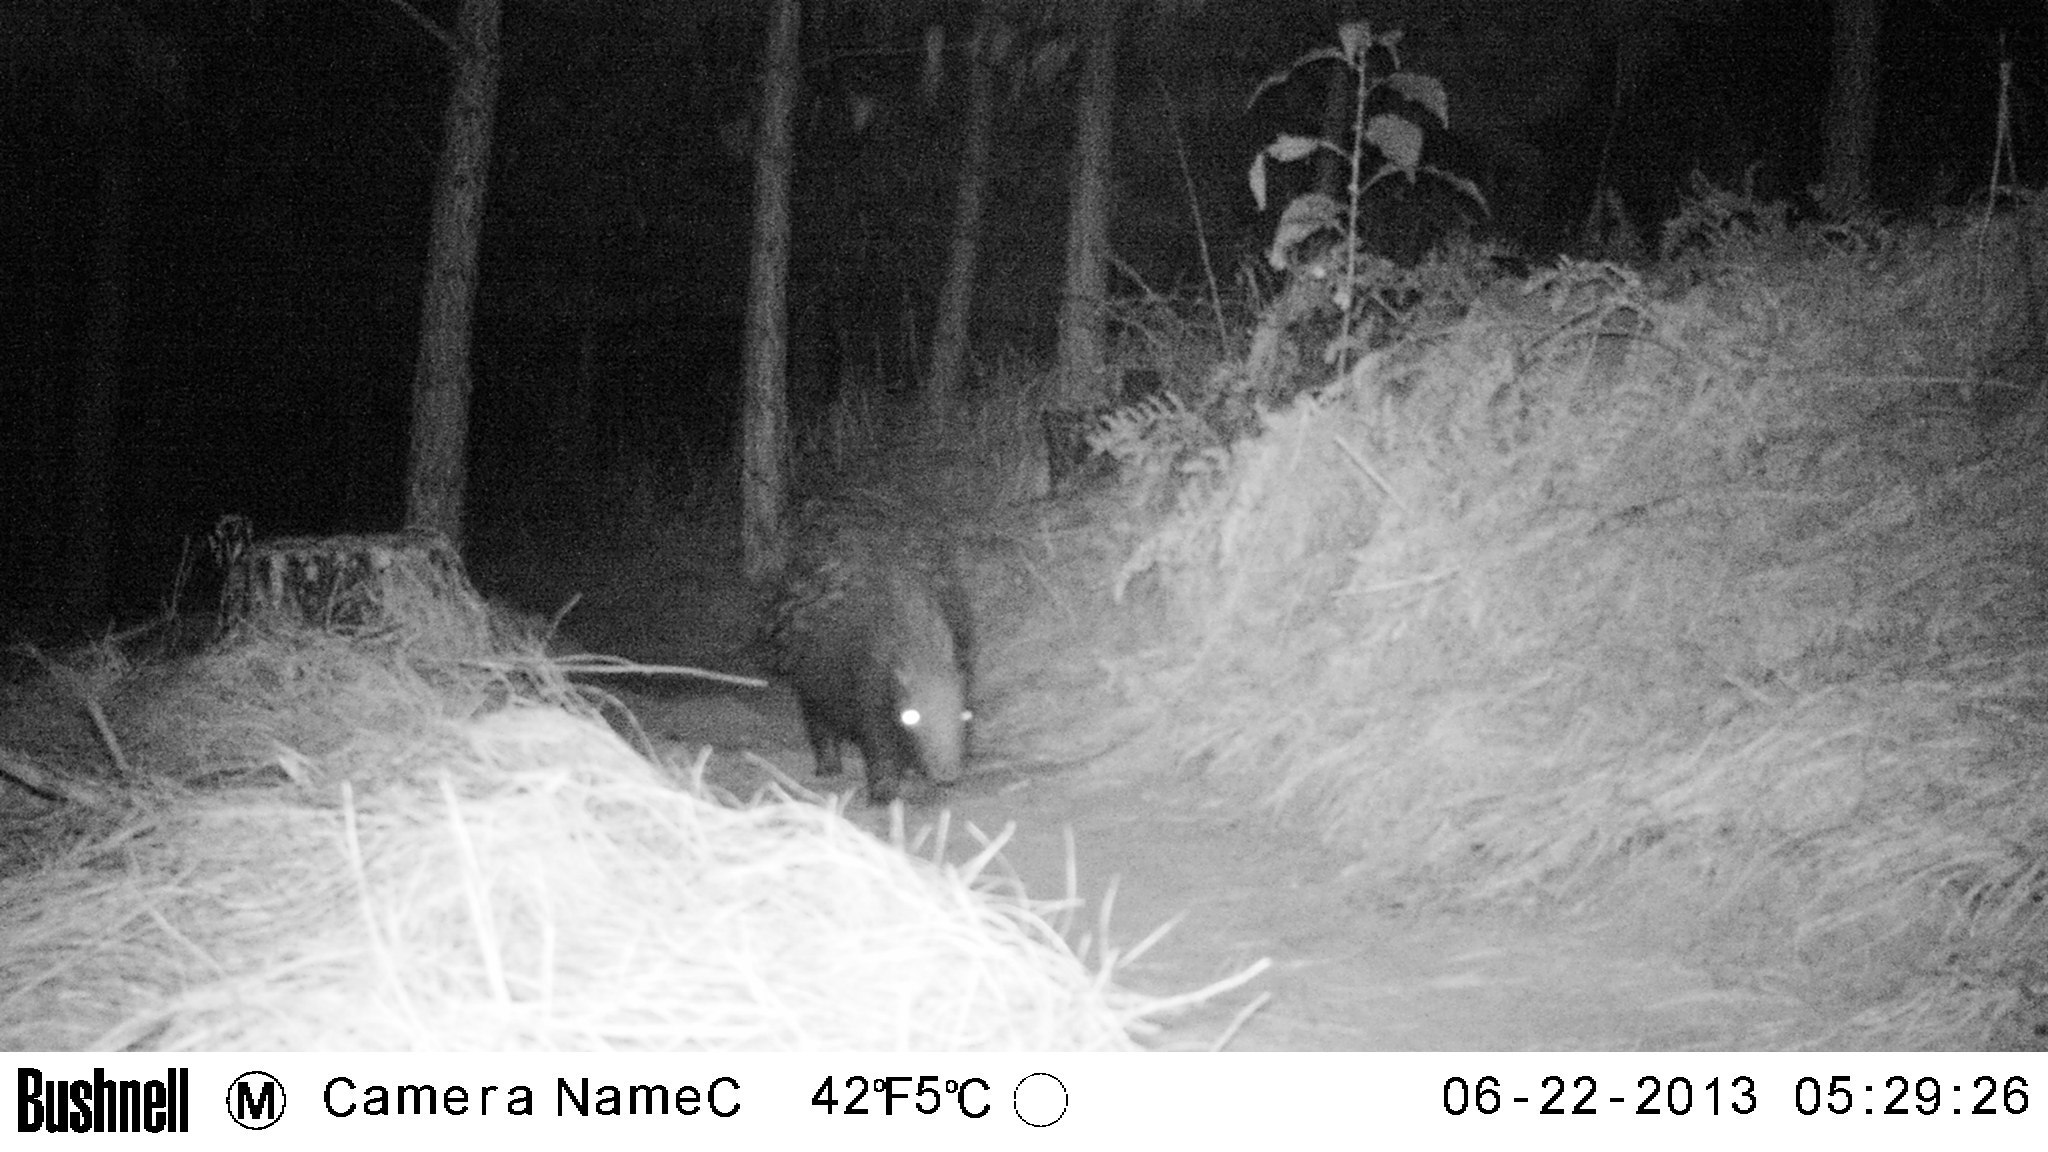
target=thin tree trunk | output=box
[924,10,1000,416]
[741,0,802,584]
[1055,1,1118,406]
[65,111,132,629]
[1819,0,1880,213]
[406,0,502,550]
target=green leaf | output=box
[1364,113,1423,172]
[1264,132,1328,164]
[1381,72,1450,127]
[1247,46,1346,108]
[1363,159,1408,193]
[1423,167,1491,215]
[1337,20,1372,63]
[1379,28,1405,71]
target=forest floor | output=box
[475,515,1843,1052]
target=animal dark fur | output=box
[769,518,972,804]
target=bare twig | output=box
[1332,434,1407,514]
[0,748,116,808]
[453,654,768,690]
[1153,72,1228,344]
[1212,989,1273,1051]
[377,0,459,55]
[13,643,134,780]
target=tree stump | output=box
[224,530,491,649]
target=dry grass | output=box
[1074,212,2048,1047]
[0,597,1213,1051]
[798,360,1050,510]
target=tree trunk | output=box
[1819,0,1880,213]
[1055,1,1119,406]
[405,0,502,551]
[64,111,133,630]
[924,10,1000,417]
[741,0,802,585]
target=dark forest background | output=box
[3,0,2037,637]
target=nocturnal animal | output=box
[767,515,973,804]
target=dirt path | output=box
[611,679,1823,1051]
[481,536,1831,1052]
